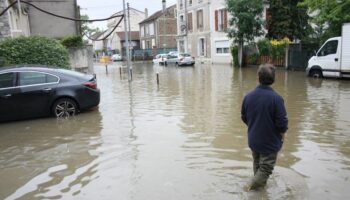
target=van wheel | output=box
[310,70,323,78]
[52,98,77,118]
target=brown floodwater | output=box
[0,62,350,200]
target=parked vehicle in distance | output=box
[112,54,122,61]
[168,51,178,56]
[0,65,100,122]
[153,54,168,65]
[166,53,195,66]
[306,23,350,78]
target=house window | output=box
[197,10,203,30]
[187,13,193,31]
[215,9,227,32]
[145,24,150,36]
[179,40,185,53]
[199,38,205,56]
[140,25,144,37]
[146,40,151,49]
[189,0,192,6]
[215,40,230,55]
[180,0,183,9]
[149,23,154,36]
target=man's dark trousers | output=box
[251,151,277,188]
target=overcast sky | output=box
[77,0,177,30]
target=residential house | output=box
[177,0,211,62]
[106,7,145,54]
[0,0,30,38]
[210,0,230,64]
[177,0,270,64]
[139,3,177,50]
[89,31,106,52]
[27,0,80,38]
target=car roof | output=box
[0,65,90,78]
[0,65,62,73]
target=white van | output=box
[306,23,350,78]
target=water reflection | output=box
[0,110,103,199]
[0,63,350,199]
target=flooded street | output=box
[1,62,350,200]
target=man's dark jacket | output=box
[241,85,288,154]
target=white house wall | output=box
[210,0,231,64]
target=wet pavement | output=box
[0,62,350,200]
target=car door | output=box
[0,72,21,122]
[17,71,59,118]
[316,40,340,77]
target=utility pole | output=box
[123,0,131,81]
[127,3,132,70]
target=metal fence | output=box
[287,43,319,70]
[131,48,177,61]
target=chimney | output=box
[145,8,148,18]
[162,0,166,13]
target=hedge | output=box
[60,35,84,48]
[0,36,70,68]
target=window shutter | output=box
[188,13,192,31]
[223,9,227,31]
[215,10,218,31]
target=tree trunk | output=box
[238,41,243,67]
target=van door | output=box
[316,39,341,77]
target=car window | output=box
[180,54,191,57]
[19,72,58,86]
[317,40,338,57]
[46,74,59,83]
[0,72,16,89]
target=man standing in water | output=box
[241,64,288,190]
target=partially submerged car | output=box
[166,53,195,66]
[0,65,100,122]
[152,54,168,65]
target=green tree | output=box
[226,0,264,67]
[300,0,350,42]
[267,0,311,40]
[81,14,100,36]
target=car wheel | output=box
[52,98,78,118]
[310,69,323,78]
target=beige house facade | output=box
[0,0,30,39]
[177,0,212,62]
[177,0,270,64]
[139,4,177,49]
[106,8,145,51]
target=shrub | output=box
[60,35,84,48]
[270,37,290,59]
[0,36,70,68]
[257,39,271,56]
[231,45,239,67]
[247,53,259,64]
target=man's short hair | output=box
[258,64,276,85]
